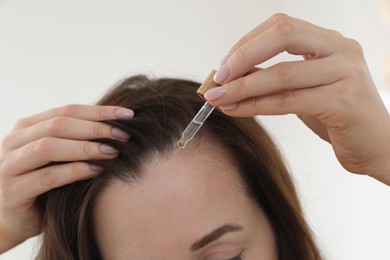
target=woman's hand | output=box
[0,104,134,252]
[205,14,390,185]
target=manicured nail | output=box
[204,86,227,101]
[115,108,134,119]
[90,164,104,172]
[219,103,238,111]
[214,62,230,83]
[99,144,119,155]
[220,50,233,66]
[111,127,130,141]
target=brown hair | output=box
[36,75,322,260]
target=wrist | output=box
[0,222,25,253]
[369,157,390,186]
[368,122,390,186]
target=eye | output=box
[204,248,245,260]
[227,251,244,260]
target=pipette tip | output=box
[177,138,187,148]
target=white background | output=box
[0,0,389,259]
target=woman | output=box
[0,14,388,259]
[37,75,321,259]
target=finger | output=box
[206,58,342,106]
[228,14,298,58]
[219,15,280,65]
[2,138,119,177]
[11,162,103,206]
[219,84,335,118]
[13,104,134,129]
[215,14,342,84]
[5,117,130,151]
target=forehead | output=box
[93,143,253,258]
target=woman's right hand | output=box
[206,14,390,185]
[0,104,134,252]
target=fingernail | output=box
[220,50,233,66]
[99,144,119,155]
[111,127,130,141]
[90,164,104,172]
[219,103,238,111]
[214,62,230,83]
[115,108,134,119]
[204,86,227,101]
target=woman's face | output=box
[93,142,277,259]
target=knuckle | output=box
[345,38,364,55]
[46,117,68,135]
[324,29,345,50]
[93,123,108,138]
[14,117,29,128]
[328,29,343,38]
[277,91,294,108]
[274,20,294,37]
[70,162,86,180]
[248,97,260,110]
[33,137,55,156]
[233,36,249,52]
[232,77,247,94]
[59,104,80,117]
[234,45,249,65]
[270,13,290,24]
[96,106,107,120]
[81,142,94,158]
[274,62,295,83]
[39,167,56,188]
[270,13,294,37]
[0,133,13,151]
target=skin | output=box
[205,14,390,185]
[0,104,134,252]
[93,142,277,260]
[0,13,389,253]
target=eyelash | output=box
[228,251,244,260]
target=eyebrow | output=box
[190,224,244,252]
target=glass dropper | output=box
[177,101,215,148]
